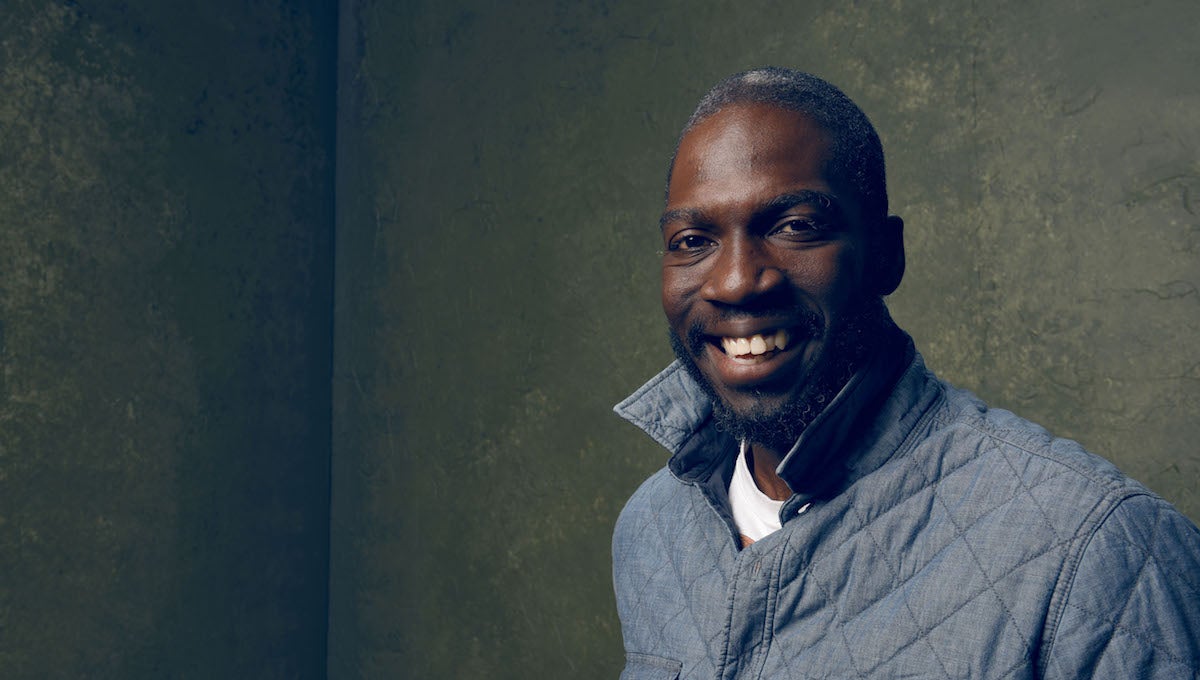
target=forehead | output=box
[667,104,838,211]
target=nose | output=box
[700,236,785,306]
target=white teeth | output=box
[749,336,767,355]
[721,330,791,357]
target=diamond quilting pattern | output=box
[614,370,1200,679]
[761,417,1125,678]
[1043,494,1200,679]
[615,469,735,677]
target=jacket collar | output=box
[615,329,930,502]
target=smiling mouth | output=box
[718,329,791,363]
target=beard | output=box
[669,297,890,454]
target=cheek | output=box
[786,244,865,304]
[661,266,698,321]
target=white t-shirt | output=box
[729,440,785,542]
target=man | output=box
[612,67,1200,679]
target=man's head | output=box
[669,67,890,225]
[660,68,904,452]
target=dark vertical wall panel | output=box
[331,1,1200,678]
[0,1,335,677]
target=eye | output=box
[770,216,833,240]
[666,233,715,252]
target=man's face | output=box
[661,104,890,445]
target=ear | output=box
[869,215,905,296]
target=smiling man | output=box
[612,68,1200,679]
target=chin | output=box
[670,328,841,449]
[667,298,890,448]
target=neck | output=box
[745,442,792,501]
[752,321,914,501]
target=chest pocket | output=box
[620,652,681,680]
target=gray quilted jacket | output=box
[613,349,1200,679]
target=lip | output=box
[705,318,795,340]
[701,325,811,388]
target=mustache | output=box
[682,307,824,354]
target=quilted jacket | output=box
[612,348,1200,679]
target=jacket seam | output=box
[939,410,1130,497]
[716,549,742,679]
[1074,498,1194,669]
[652,491,722,673]
[624,651,683,672]
[754,542,787,679]
[1037,489,1143,677]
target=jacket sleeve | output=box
[1043,493,1200,679]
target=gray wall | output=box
[1,1,334,677]
[331,0,1200,678]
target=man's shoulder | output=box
[886,374,1200,674]
[927,378,1144,504]
[877,372,1198,580]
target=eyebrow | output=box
[658,206,710,232]
[659,190,840,231]
[762,190,838,214]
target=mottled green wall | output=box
[6,0,1195,678]
[331,0,1200,678]
[1,1,335,677]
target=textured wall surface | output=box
[0,1,335,677]
[331,1,1200,678]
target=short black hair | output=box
[669,67,888,224]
